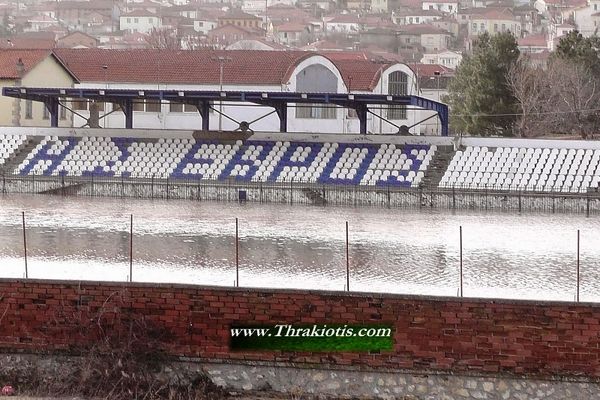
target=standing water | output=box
[1,194,599,302]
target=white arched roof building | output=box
[52,48,430,135]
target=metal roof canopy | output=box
[2,87,449,136]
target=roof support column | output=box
[356,105,368,135]
[44,98,59,128]
[118,99,134,129]
[195,101,210,131]
[439,105,449,136]
[275,103,287,133]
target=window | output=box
[416,17,420,23]
[595,3,597,9]
[387,71,408,120]
[25,100,32,119]
[405,37,411,43]
[127,17,131,23]
[472,22,477,30]
[448,4,452,10]
[198,21,203,27]
[494,23,498,32]
[501,23,506,31]
[409,17,413,23]
[170,102,199,113]
[43,106,49,120]
[296,104,336,119]
[133,101,145,112]
[60,105,66,120]
[72,99,88,110]
[429,5,433,9]
[145,100,161,112]
[480,23,484,30]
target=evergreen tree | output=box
[553,30,600,75]
[446,32,520,136]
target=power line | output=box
[454,107,600,118]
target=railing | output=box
[2,173,600,215]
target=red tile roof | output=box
[0,49,53,79]
[0,37,56,49]
[52,49,312,86]
[472,8,515,20]
[51,48,406,91]
[122,10,157,17]
[408,63,453,77]
[335,59,390,91]
[220,9,262,20]
[275,22,309,32]
[400,24,450,34]
[518,33,547,47]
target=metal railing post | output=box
[346,221,350,291]
[459,225,463,297]
[22,211,28,278]
[129,214,133,282]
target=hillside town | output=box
[0,0,594,72]
[0,0,598,136]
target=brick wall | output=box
[1,279,599,378]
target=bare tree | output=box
[548,59,600,139]
[144,28,181,50]
[507,57,553,137]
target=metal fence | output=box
[2,173,600,215]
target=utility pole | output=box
[212,55,232,131]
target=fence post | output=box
[586,195,590,217]
[387,185,390,208]
[459,225,463,297]
[577,229,580,302]
[452,187,456,209]
[346,221,350,292]
[22,211,28,279]
[129,214,133,282]
[235,217,239,287]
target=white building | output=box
[194,19,218,35]
[324,15,362,33]
[420,50,462,69]
[422,0,459,15]
[119,10,161,34]
[51,48,439,135]
[468,9,521,38]
[573,0,600,37]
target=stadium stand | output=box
[0,134,27,167]
[439,146,600,193]
[6,135,435,188]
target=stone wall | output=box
[2,353,600,400]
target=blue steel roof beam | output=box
[2,88,448,134]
